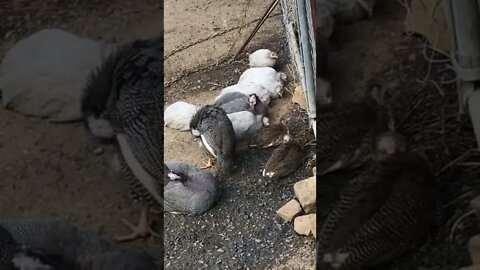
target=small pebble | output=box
[93,147,104,155]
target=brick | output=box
[294,176,316,213]
[294,215,312,236]
[294,214,316,237]
[277,199,304,222]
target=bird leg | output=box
[200,158,214,169]
[116,207,159,242]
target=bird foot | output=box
[115,209,159,242]
[200,158,214,169]
[323,251,349,268]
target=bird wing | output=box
[317,168,386,252]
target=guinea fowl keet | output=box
[263,133,304,180]
[81,36,163,242]
[248,49,278,68]
[318,132,436,270]
[189,105,236,176]
[238,67,288,99]
[164,162,218,215]
[164,101,199,131]
[316,84,393,176]
[227,111,263,141]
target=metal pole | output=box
[444,0,480,147]
[297,0,316,123]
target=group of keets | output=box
[164,48,305,211]
[314,82,438,269]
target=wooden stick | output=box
[232,0,280,60]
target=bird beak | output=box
[270,53,279,59]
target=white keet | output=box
[238,67,288,100]
[164,101,199,131]
[248,49,278,68]
[227,111,263,141]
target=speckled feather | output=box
[264,141,304,180]
[81,36,164,208]
[316,99,392,175]
[318,152,436,270]
[164,162,217,215]
[249,123,287,148]
[190,105,235,176]
[0,219,158,269]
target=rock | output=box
[469,235,480,265]
[276,199,304,222]
[294,176,316,213]
[0,28,114,122]
[293,214,316,237]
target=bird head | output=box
[283,132,293,143]
[374,131,407,160]
[248,94,258,109]
[269,51,279,59]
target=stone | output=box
[294,176,316,213]
[294,214,316,237]
[276,199,303,222]
[469,235,480,265]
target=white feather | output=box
[227,111,263,141]
[238,67,287,99]
[164,101,199,131]
[215,83,270,105]
[12,253,53,270]
[201,134,217,157]
[248,49,278,67]
[87,116,115,139]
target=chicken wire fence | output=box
[281,0,317,138]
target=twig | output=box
[443,191,473,209]
[232,0,280,60]
[449,208,477,242]
[436,149,479,176]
